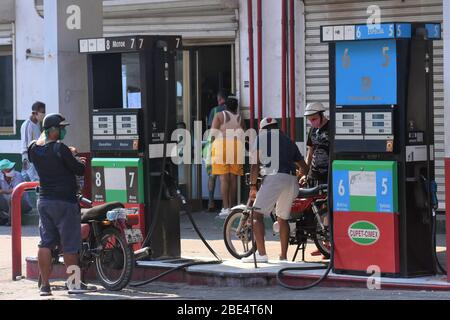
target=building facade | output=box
[0,0,446,207]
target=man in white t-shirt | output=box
[20,101,45,181]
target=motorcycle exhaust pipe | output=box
[134,247,152,261]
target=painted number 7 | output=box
[129,172,135,188]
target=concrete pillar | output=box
[443,1,450,282]
[44,0,102,152]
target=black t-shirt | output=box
[29,142,85,203]
[253,130,303,175]
[306,121,330,181]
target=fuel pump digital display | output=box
[91,109,141,152]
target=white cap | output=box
[304,102,327,116]
[260,117,278,130]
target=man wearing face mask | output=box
[302,102,330,187]
[302,102,330,257]
[21,101,46,182]
[0,159,32,226]
[28,113,96,296]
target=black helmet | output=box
[42,113,70,130]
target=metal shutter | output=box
[103,0,238,45]
[0,23,13,45]
[304,0,445,210]
[36,1,238,45]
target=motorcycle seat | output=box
[297,184,327,198]
[81,202,124,223]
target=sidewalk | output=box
[0,210,448,300]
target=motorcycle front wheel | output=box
[94,227,134,291]
[223,208,256,259]
[313,207,331,259]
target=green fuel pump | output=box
[79,35,182,259]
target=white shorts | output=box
[253,173,299,220]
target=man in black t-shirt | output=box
[302,102,330,186]
[302,102,330,257]
[29,113,96,296]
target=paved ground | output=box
[1,210,450,300]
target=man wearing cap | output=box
[28,113,95,296]
[302,102,330,187]
[242,118,308,263]
[302,102,330,257]
[20,101,46,182]
[0,159,32,225]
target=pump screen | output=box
[336,40,397,105]
[372,122,385,127]
[343,122,355,127]
[372,114,385,120]
[342,114,355,120]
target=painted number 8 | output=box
[95,172,102,187]
[338,180,345,196]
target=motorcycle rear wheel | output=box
[94,227,134,291]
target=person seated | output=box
[0,159,32,226]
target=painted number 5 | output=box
[381,178,388,195]
[338,180,346,196]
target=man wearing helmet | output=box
[242,118,309,263]
[28,113,95,296]
[302,102,330,187]
[303,102,330,257]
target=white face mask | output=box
[4,170,15,178]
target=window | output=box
[0,46,13,134]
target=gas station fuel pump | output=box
[78,35,182,259]
[321,23,441,277]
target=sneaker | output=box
[241,252,269,263]
[67,282,98,294]
[39,285,52,297]
[218,208,230,218]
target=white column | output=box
[44,0,102,152]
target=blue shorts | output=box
[37,199,81,254]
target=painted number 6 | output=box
[338,180,346,196]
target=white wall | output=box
[444,1,450,158]
[15,0,45,121]
[238,0,305,120]
[0,0,45,154]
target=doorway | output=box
[181,45,234,203]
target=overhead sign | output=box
[321,23,441,42]
[79,36,148,53]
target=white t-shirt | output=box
[20,119,42,161]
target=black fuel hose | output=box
[131,42,222,288]
[141,41,170,248]
[130,190,222,287]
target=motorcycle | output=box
[38,196,143,291]
[223,176,330,261]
